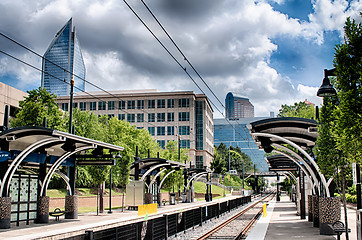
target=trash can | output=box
[169,193,176,205]
[357,209,362,240]
[182,193,187,203]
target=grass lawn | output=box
[47,188,124,198]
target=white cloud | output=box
[0,0,360,118]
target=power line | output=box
[125,1,260,162]
[0,37,198,143]
[139,0,226,110]
[122,0,225,118]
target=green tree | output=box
[159,140,189,192]
[333,16,362,164]
[211,144,253,175]
[315,15,362,240]
[211,143,228,174]
[10,87,65,129]
[277,101,315,119]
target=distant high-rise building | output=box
[41,18,86,96]
[56,90,214,169]
[225,92,254,119]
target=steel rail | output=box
[196,193,274,240]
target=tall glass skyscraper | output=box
[41,18,86,96]
[214,117,268,172]
[225,92,254,119]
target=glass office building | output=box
[225,92,254,119]
[214,117,268,172]
[41,18,86,96]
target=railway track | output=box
[195,193,275,240]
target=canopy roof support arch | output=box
[251,132,329,197]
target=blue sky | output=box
[0,0,361,117]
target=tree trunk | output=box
[341,176,349,240]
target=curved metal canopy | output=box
[248,117,330,197]
[0,126,124,197]
[249,117,318,150]
[266,155,298,172]
[130,157,187,177]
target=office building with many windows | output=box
[225,92,254,119]
[41,18,86,96]
[56,90,214,168]
[214,117,268,172]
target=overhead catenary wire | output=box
[0,35,198,141]
[126,1,260,163]
[0,9,260,164]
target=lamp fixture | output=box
[317,68,337,97]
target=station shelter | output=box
[249,117,340,235]
[0,126,124,229]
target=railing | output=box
[64,195,252,240]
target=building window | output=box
[157,126,165,136]
[179,126,190,135]
[98,101,106,110]
[180,140,190,149]
[90,102,96,111]
[148,99,155,108]
[72,102,78,109]
[108,101,115,110]
[167,99,175,108]
[179,112,190,121]
[167,126,174,135]
[61,103,68,111]
[148,113,155,122]
[157,140,166,149]
[137,113,144,122]
[108,114,114,119]
[157,99,165,108]
[127,100,135,109]
[118,101,125,109]
[148,127,155,136]
[157,113,165,122]
[179,98,190,108]
[79,102,86,111]
[127,114,135,122]
[137,100,144,109]
[167,112,174,122]
[196,156,204,169]
[195,101,204,150]
[118,114,125,120]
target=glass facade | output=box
[41,18,86,96]
[213,118,268,172]
[196,156,204,169]
[195,101,204,150]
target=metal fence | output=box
[64,195,252,240]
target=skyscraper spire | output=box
[41,18,86,96]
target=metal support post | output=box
[277,173,280,201]
[357,163,361,210]
[108,167,112,214]
[300,169,306,219]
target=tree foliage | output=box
[315,15,361,240]
[211,143,254,175]
[159,141,189,192]
[333,16,362,163]
[10,87,65,130]
[277,101,315,119]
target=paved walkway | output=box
[247,195,357,240]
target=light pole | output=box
[317,68,361,209]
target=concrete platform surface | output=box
[247,194,357,240]
[0,195,241,240]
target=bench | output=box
[329,220,351,240]
[49,208,65,221]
